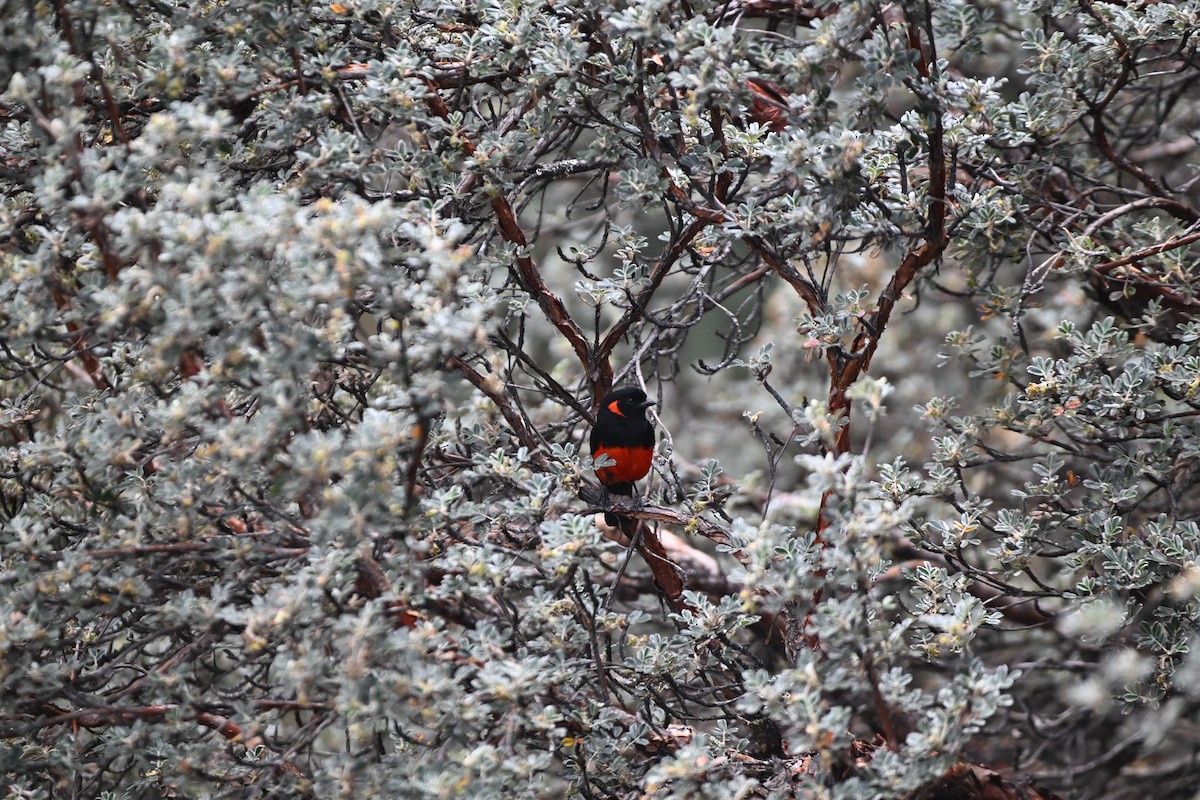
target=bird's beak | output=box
[639,399,657,409]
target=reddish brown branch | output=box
[49,286,111,391]
[14,704,308,777]
[422,82,602,392]
[403,416,433,515]
[355,554,427,629]
[1093,230,1200,273]
[862,651,901,751]
[907,762,1065,800]
[786,7,951,655]
[826,12,950,458]
[633,521,694,614]
[745,78,792,133]
[743,236,824,316]
[596,217,710,380]
[447,355,550,467]
[51,0,129,145]
[734,0,834,21]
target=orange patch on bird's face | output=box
[607,400,624,417]
[594,445,653,485]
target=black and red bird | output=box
[590,386,656,526]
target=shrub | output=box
[4,1,1200,797]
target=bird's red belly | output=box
[594,445,653,485]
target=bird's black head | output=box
[598,386,656,421]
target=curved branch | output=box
[448,355,550,467]
[422,82,601,391]
[596,217,710,379]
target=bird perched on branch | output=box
[590,386,656,527]
[590,386,693,611]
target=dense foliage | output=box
[4,0,1200,797]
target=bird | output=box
[590,386,656,527]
